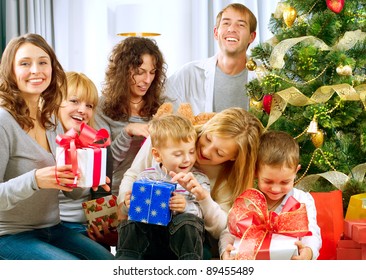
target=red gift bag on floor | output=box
[311,190,344,260]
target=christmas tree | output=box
[246,0,366,212]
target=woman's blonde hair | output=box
[196,107,263,210]
[63,71,99,128]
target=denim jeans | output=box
[61,221,88,235]
[0,223,114,260]
[115,213,204,260]
[61,221,112,252]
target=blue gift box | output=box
[128,180,177,226]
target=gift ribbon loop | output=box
[228,188,311,259]
[55,123,110,187]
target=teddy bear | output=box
[153,102,215,125]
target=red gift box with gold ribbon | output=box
[228,189,311,260]
[56,123,110,188]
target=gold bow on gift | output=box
[227,189,311,260]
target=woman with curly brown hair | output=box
[0,33,114,259]
[95,36,167,196]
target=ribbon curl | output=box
[228,189,311,260]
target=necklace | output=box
[130,98,143,105]
[267,199,282,211]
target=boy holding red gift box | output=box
[116,114,210,259]
[220,130,322,260]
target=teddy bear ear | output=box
[177,103,195,124]
[153,102,173,119]
[194,112,216,125]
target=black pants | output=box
[115,213,204,260]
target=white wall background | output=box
[53,0,280,92]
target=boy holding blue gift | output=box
[116,114,210,260]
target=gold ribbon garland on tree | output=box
[295,163,366,192]
[266,83,366,128]
[269,31,366,69]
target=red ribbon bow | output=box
[55,123,110,187]
[227,188,311,259]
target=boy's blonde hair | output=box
[149,114,197,148]
[64,71,99,128]
[257,130,299,171]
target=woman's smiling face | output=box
[196,132,238,166]
[13,43,52,100]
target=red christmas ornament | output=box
[262,94,273,115]
[326,0,345,13]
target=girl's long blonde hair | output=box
[196,107,263,210]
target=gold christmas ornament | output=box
[283,6,297,27]
[246,58,257,71]
[274,2,288,19]
[307,119,319,134]
[336,65,353,76]
[311,130,324,148]
[250,98,263,111]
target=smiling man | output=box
[163,3,257,114]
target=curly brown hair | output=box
[0,33,66,130]
[101,37,167,121]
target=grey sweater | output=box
[94,100,148,195]
[0,108,64,236]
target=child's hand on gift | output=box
[117,190,131,221]
[117,204,128,221]
[123,190,132,209]
[169,193,186,213]
[88,221,118,247]
[169,171,209,201]
[221,244,236,260]
[291,241,313,260]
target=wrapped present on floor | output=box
[82,194,118,232]
[343,219,366,244]
[128,179,176,226]
[56,123,110,188]
[228,189,311,260]
[345,193,366,220]
[310,190,344,260]
[336,238,362,260]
